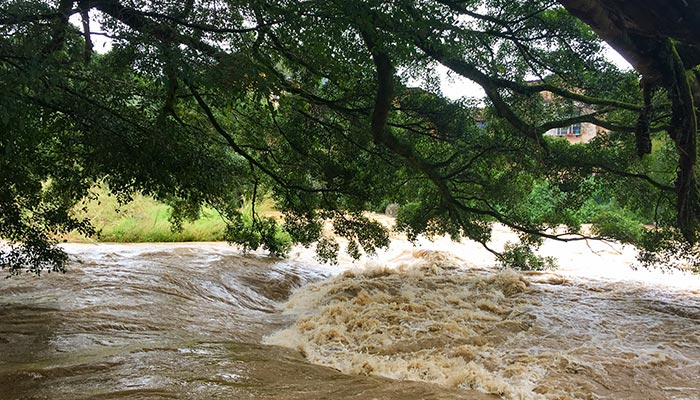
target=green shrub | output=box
[498,242,557,271]
[590,208,645,243]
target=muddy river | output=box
[1,235,699,399]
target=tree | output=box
[1,0,696,273]
[558,0,700,266]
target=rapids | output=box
[1,234,700,399]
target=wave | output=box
[265,249,700,400]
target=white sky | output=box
[69,12,113,52]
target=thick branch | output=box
[91,0,221,56]
[357,31,394,143]
[188,84,339,195]
[136,11,279,35]
[417,43,543,144]
[635,78,653,156]
[42,0,75,54]
[79,4,93,63]
[536,109,609,133]
[0,11,72,25]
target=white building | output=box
[543,119,601,144]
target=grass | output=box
[62,188,228,243]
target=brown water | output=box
[1,241,700,399]
[0,243,491,399]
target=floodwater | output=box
[1,233,700,399]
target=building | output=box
[538,89,605,144]
[472,87,606,144]
[543,118,601,144]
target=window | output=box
[556,123,582,137]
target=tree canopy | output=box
[1,0,698,274]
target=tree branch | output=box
[91,0,221,57]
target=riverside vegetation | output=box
[63,178,661,273]
[62,186,282,244]
[62,187,228,243]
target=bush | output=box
[590,208,645,243]
[498,242,557,271]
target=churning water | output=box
[2,233,700,399]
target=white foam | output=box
[265,233,700,399]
